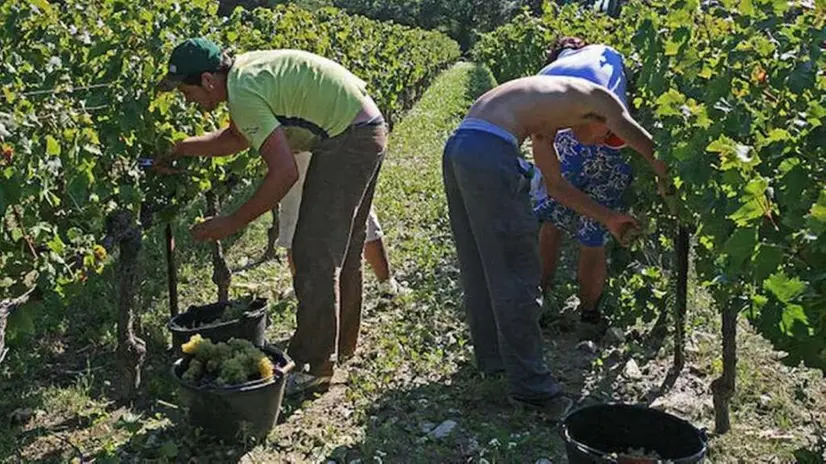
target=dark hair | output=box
[544,36,587,66]
[181,51,235,86]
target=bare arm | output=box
[587,88,653,160]
[173,121,250,157]
[533,132,641,245]
[532,133,615,225]
[588,87,671,195]
[188,127,297,242]
[229,127,297,226]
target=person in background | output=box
[277,151,403,298]
[526,37,670,340]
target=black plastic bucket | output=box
[561,403,708,463]
[167,298,268,356]
[172,344,295,442]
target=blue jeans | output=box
[442,127,562,400]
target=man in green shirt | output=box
[156,38,387,396]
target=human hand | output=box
[149,143,184,175]
[605,212,642,247]
[190,215,244,242]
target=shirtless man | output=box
[442,75,658,418]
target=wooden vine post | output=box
[263,208,280,261]
[106,210,147,402]
[712,297,740,434]
[205,190,232,302]
[673,225,691,374]
[165,223,179,317]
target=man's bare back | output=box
[467,75,630,145]
[461,74,662,246]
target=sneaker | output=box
[508,394,574,421]
[280,286,296,300]
[576,294,609,341]
[285,371,332,397]
[377,277,408,299]
[577,309,609,341]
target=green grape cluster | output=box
[182,359,204,383]
[216,296,255,323]
[179,335,274,387]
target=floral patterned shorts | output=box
[526,129,633,247]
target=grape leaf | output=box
[45,136,61,156]
[764,272,806,303]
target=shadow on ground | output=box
[320,363,581,463]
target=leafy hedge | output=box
[0,0,458,313]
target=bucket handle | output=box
[563,425,622,463]
[569,440,621,463]
[276,359,296,378]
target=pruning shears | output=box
[137,157,186,175]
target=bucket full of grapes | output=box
[560,403,708,463]
[172,336,295,442]
[167,296,268,357]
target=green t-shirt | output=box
[227,50,369,151]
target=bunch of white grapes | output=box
[180,335,274,386]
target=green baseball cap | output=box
[157,37,223,91]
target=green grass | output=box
[2,61,825,463]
